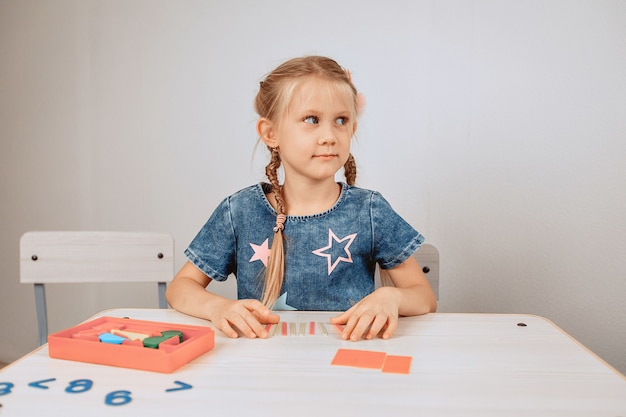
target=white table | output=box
[1,309,625,416]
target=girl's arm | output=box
[329,256,437,341]
[165,261,280,338]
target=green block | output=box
[161,330,184,343]
[142,330,184,349]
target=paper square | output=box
[381,355,412,374]
[331,349,387,369]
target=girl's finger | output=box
[223,309,260,338]
[381,316,398,339]
[344,313,374,342]
[243,314,270,338]
[216,318,240,338]
[365,315,388,340]
[330,304,356,325]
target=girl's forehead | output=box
[289,77,353,111]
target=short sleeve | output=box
[371,192,424,269]
[184,197,237,281]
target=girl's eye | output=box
[303,116,318,124]
[336,117,348,126]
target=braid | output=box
[344,153,357,185]
[265,147,286,215]
[262,147,286,307]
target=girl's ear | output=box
[257,118,278,148]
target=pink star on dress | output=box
[249,239,271,267]
[312,229,357,275]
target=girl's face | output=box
[270,77,357,185]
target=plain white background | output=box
[1,0,625,374]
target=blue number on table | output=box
[0,378,164,406]
[65,379,93,393]
[105,390,132,406]
[0,382,14,396]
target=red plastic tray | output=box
[48,316,214,373]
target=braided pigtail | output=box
[262,147,287,307]
[343,153,357,186]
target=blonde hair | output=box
[255,56,359,307]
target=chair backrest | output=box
[374,243,440,300]
[20,231,174,345]
[413,243,439,300]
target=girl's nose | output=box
[318,127,337,145]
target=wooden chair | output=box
[20,231,174,345]
[414,243,440,300]
[376,243,440,300]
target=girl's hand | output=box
[329,287,401,341]
[208,298,280,339]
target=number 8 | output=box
[65,379,93,393]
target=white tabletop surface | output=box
[1,309,625,416]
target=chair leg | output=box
[158,282,167,309]
[34,284,48,346]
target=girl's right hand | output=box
[208,298,280,339]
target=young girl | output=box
[166,56,437,341]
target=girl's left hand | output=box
[329,287,401,341]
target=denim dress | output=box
[185,182,424,311]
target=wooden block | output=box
[111,329,152,341]
[143,330,183,349]
[99,332,127,344]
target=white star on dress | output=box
[312,229,357,275]
[273,292,297,310]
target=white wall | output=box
[1,0,625,374]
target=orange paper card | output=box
[382,355,412,374]
[331,349,387,369]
